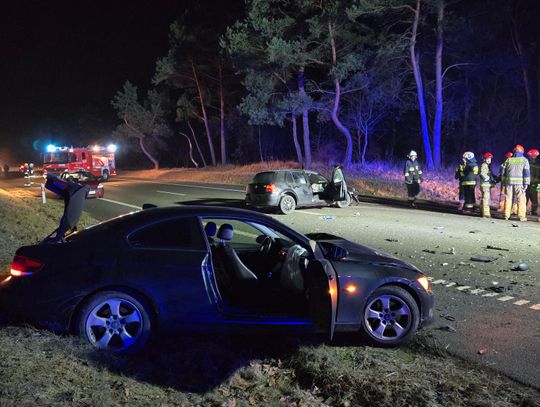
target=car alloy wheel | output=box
[279,195,296,214]
[79,291,152,353]
[336,192,352,208]
[362,286,419,346]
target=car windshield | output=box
[44,152,68,164]
[251,172,275,184]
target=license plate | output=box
[88,190,96,195]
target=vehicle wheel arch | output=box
[376,281,422,318]
[69,285,159,334]
[280,190,298,203]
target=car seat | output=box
[204,221,217,246]
[215,224,258,283]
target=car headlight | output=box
[417,276,430,292]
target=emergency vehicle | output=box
[43,144,117,180]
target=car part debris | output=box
[471,255,497,262]
[486,245,510,251]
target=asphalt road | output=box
[5,175,540,389]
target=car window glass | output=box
[204,219,261,248]
[252,172,274,184]
[286,172,294,185]
[129,217,205,250]
[292,173,307,185]
[333,167,344,183]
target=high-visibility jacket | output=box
[529,157,540,187]
[480,162,496,188]
[455,158,478,186]
[502,153,530,186]
[404,159,423,184]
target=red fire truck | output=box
[43,145,117,180]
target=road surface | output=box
[5,175,540,389]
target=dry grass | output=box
[1,187,539,406]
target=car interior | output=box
[203,218,315,315]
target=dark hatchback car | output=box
[60,170,104,199]
[0,201,433,353]
[245,166,351,214]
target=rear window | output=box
[128,217,205,250]
[251,172,275,184]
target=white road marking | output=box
[445,282,457,287]
[469,289,485,295]
[156,190,187,196]
[300,211,326,216]
[456,286,471,291]
[99,198,141,210]
[482,292,500,297]
[122,179,245,193]
[497,296,515,302]
[530,304,540,311]
[513,300,530,306]
[432,279,447,285]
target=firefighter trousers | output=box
[406,182,420,201]
[481,187,492,217]
[463,185,476,209]
[526,185,538,215]
[504,185,526,219]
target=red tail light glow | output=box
[10,255,44,277]
[264,184,277,193]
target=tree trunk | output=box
[410,0,434,170]
[433,0,444,168]
[291,114,303,166]
[297,66,311,169]
[329,22,353,169]
[258,126,264,162]
[512,18,533,126]
[138,136,159,169]
[361,128,369,166]
[179,132,199,168]
[191,60,216,165]
[219,63,226,165]
[188,120,207,167]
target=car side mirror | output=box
[326,243,348,260]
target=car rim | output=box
[282,196,294,212]
[85,298,143,351]
[364,294,411,341]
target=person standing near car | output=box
[455,152,478,212]
[479,152,496,218]
[526,148,539,215]
[404,150,423,208]
[2,163,9,177]
[501,144,530,221]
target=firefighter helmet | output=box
[505,152,513,159]
[483,152,493,159]
[514,144,525,153]
[462,151,475,160]
[527,149,539,158]
[408,150,417,158]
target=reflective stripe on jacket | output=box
[502,154,530,185]
[404,159,423,184]
[480,162,495,188]
[455,159,478,186]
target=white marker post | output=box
[41,183,46,205]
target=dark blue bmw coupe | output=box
[0,185,433,353]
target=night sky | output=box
[0,0,188,157]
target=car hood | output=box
[305,232,421,273]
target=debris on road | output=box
[440,313,456,322]
[478,348,489,355]
[322,215,335,221]
[434,226,444,230]
[385,238,398,242]
[486,245,510,252]
[486,285,506,293]
[513,263,529,271]
[439,325,457,333]
[469,230,482,234]
[471,255,497,263]
[423,249,436,254]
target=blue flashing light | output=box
[46,144,56,153]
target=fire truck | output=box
[43,144,117,180]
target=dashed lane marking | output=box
[432,279,447,285]
[530,304,540,311]
[497,296,515,302]
[482,292,500,297]
[513,300,530,306]
[99,198,141,210]
[156,190,187,196]
[455,286,471,291]
[469,289,485,295]
[445,282,457,287]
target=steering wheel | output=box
[259,235,273,256]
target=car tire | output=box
[77,290,152,353]
[335,192,352,208]
[101,170,110,181]
[279,195,296,215]
[360,285,419,346]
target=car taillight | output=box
[264,184,277,193]
[10,255,44,277]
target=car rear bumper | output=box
[245,193,280,207]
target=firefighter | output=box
[498,152,513,213]
[455,152,479,212]
[404,150,423,207]
[480,152,496,218]
[502,144,530,221]
[526,148,539,215]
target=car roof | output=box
[255,169,319,175]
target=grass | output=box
[1,185,539,406]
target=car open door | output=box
[305,259,338,339]
[329,165,347,202]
